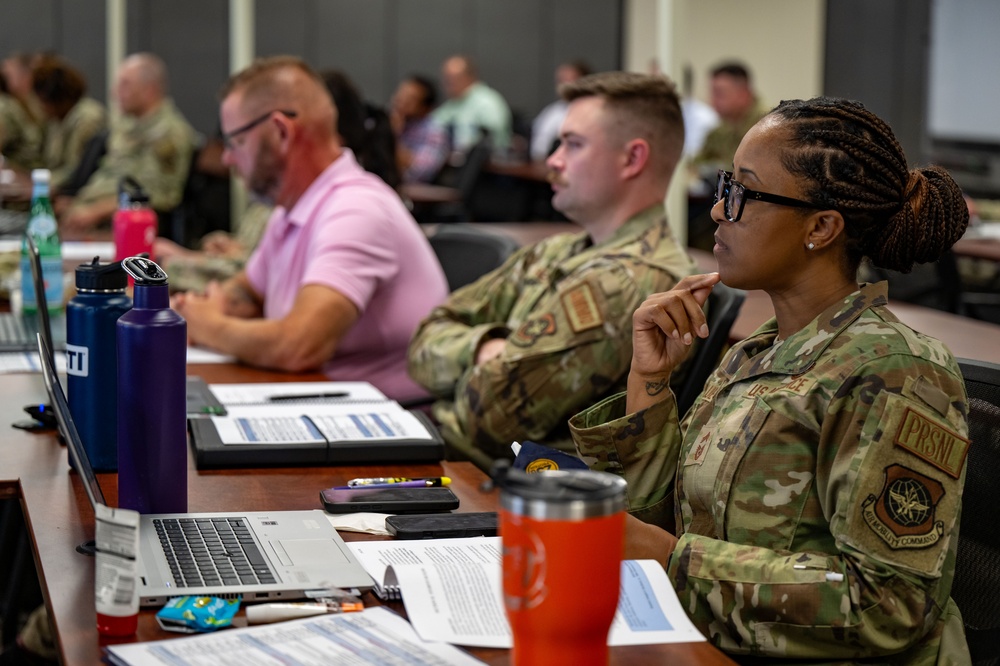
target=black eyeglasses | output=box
[714,169,824,223]
[222,109,298,148]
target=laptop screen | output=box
[36,332,107,510]
[26,234,57,370]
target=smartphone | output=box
[385,512,498,539]
[320,486,460,514]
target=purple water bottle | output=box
[117,256,187,513]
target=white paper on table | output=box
[61,241,117,261]
[324,511,392,535]
[185,346,235,364]
[0,351,67,374]
[103,606,485,666]
[965,222,1000,239]
[211,402,432,445]
[347,537,706,648]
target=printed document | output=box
[104,606,484,665]
[346,537,706,648]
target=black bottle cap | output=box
[118,176,150,205]
[75,257,128,290]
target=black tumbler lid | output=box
[122,255,169,285]
[75,257,128,290]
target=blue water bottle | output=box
[117,256,187,513]
[66,258,132,471]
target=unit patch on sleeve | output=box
[862,464,945,549]
[560,284,603,333]
[509,313,557,347]
[893,407,970,479]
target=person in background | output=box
[157,67,404,293]
[0,51,46,171]
[692,61,767,171]
[678,64,718,160]
[319,69,400,191]
[390,74,449,183]
[173,56,447,401]
[59,52,196,230]
[31,55,107,193]
[529,60,590,162]
[408,72,696,461]
[570,97,971,662]
[433,55,511,155]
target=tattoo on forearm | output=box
[645,379,668,396]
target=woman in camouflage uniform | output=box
[570,97,972,664]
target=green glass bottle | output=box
[21,168,63,314]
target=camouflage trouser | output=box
[16,605,57,661]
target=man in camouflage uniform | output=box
[570,282,970,663]
[31,55,108,192]
[157,201,271,293]
[408,71,696,463]
[0,58,46,172]
[59,52,195,230]
[692,62,767,173]
[0,94,45,172]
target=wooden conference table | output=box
[0,362,735,665]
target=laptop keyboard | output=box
[0,314,35,345]
[154,517,278,588]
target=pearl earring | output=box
[807,243,815,250]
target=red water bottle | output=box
[113,177,158,263]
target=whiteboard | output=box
[927,0,1000,143]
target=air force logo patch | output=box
[862,464,945,550]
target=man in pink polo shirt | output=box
[173,56,448,401]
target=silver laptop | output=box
[0,234,66,352]
[35,333,374,607]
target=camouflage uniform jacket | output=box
[76,98,195,211]
[0,93,45,171]
[693,99,769,170]
[408,204,696,459]
[164,202,272,293]
[570,282,971,664]
[44,97,107,191]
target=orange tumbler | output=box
[499,469,626,666]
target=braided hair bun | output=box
[771,97,969,273]
[872,166,969,272]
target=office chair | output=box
[57,128,108,196]
[166,140,231,247]
[428,223,520,292]
[431,136,492,223]
[675,282,745,417]
[952,358,1000,665]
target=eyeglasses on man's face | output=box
[222,109,298,149]
[714,169,825,223]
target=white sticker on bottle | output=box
[66,344,89,377]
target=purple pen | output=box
[332,480,438,490]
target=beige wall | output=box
[625,0,825,106]
[623,0,826,243]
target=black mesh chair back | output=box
[675,282,745,417]
[953,357,1000,665]
[58,128,108,196]
[428,224,519,292]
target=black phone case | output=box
[320,486,460,514]
[385,512,498,539]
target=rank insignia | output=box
[560,283,603,333]
[862,464,945,549]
